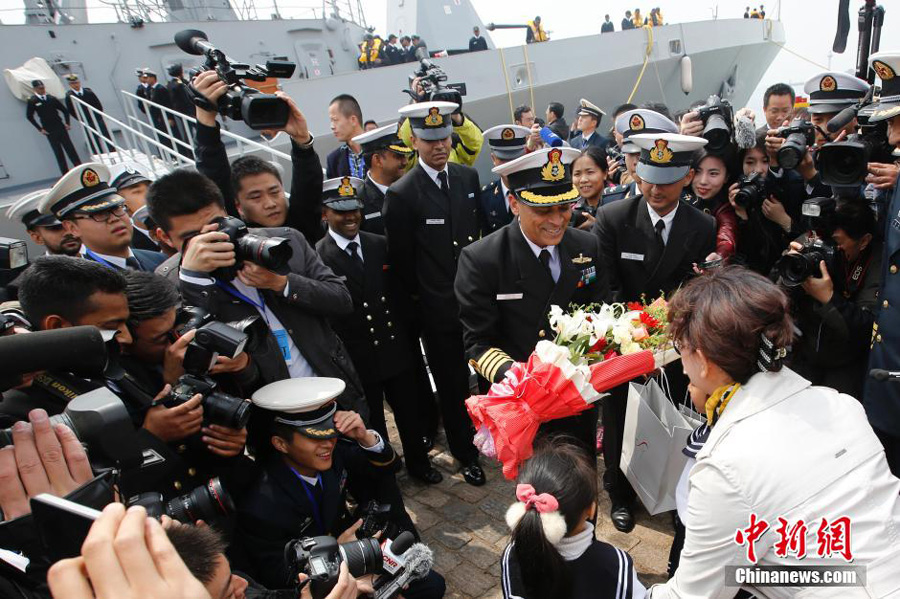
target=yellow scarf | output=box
[705,384,741,426]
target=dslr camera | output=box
[163,318,252,430]
[356,500,397,539]
[695,95,734,152]
[733,171,770,212]
[407,59,467,107]
[175,29,296,129]
[775,119,816,170]
[193,216,293,282]
[286,535,383,599]
[127,477,234,524]
[774,197,837,287]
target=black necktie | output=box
[654,219,666,254]
[539,249,552,276]
[437,170,450,196]
[125,256,141,270]
[347,241,364,273]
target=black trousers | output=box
[420,327,478,464]
[362,366,431,475]
[46,128,81,174]
[601,383,637,507]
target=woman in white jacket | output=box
[650,267,900,599]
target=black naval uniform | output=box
[26,93,81,174]
[357,175,389,236]
[592,195,715,509]
[383,162,486,465]
[479,179,515,233]
[456,222,611,461]
[601,181,638,206]
[65,87,114,154]
[315,230,432,475]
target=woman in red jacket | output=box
[685,148,739,262]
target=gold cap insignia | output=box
[873,60,895,81]
[337,177,355,197]
[540,148,566,182]
[501,127,515,140]
[424,107,444,127]
[81,168,100,188]
[629,114,645,131]
[820,75,837,92]
[649,139,674,164]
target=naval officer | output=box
[456,146,611,464]
[64,73,113,155]
[351,123,413,236]
[383,100,487,486]
[592,132,716,532]
[315,176,442,484]
[479,124,530,233]
[26,79,81,175]
[864,52,900,476]
[569,98,610,151]
[6,189,81,257]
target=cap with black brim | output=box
[251,377,346,439]
[39,163,125,219]
[323,176,364,212]
[868,53,900,123]
[492,146,581,207]
[110,166,151,192]
[804,71,869,115]
[632,133,707,185]
[616,109,680,155]
[6,189,60,228]
[398,101,458,141]
[352,123,413,156]
[483,124,530,161]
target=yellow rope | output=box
[523,43,536,116]
[498,46,516,122]
[767,41,829,71]
[627,24,655,103]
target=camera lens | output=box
[237,234,293,273]
[702,113,731,152]
[241,94,290,130]
[777,252,817,287]
[338,537,383,578]
[777,134,808,170]
[165,477,235,523]
[203,391,252,429]
[816,141,869,187]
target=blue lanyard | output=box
[348,151,366,178]
[83,247,120,270]
[214,280,270,324]
[290,468,325,535]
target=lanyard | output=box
[83,247,121,270]
[348,151,366,178]
[214,280,270,324]
[290,468,325,535]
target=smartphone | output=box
[30,494,102,561]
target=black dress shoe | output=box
[422,436,434,451]
[461,461,486,486]
[409,467,443,485]
[610,505,635,533]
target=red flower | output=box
[589,337,607,353]
[627,301,643,311]
[603,349,619,360]
[639,311,660,329]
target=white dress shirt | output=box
[366,171,390,195]
[328,228,364,261]
[418,160,450,191]
[647,201,678,245]
[519,222,561,282]
[79,244,137,269]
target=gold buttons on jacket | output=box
[892,265,899,275]
[884,300,890,309]
[173,481,182,491]
[539,330,546,338]
[188,467,197,477]
[877,334,883,343]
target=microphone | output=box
[380,531,415,576]
[0,326,108,390]
[734,115,757,149]
[827,105,858,133]
[174,29,216,57]
[374,542,434,599]
[869,369,900,382]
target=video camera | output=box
[127,476,234,524]
[695,95,734,152]
[775,119,816,170]
[406,59,467,108]
[286,535,383,599]
[818,105,895,187]
[774,197,838,287]
[163,313,252,429]
[175,29,296,130]
[0,237,28,293]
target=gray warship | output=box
[0,0,786,241]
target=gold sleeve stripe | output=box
[475,347,514,382]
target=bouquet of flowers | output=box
[466,296,679,479]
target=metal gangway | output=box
[66,88,293,183]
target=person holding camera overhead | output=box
[234,378,445,597]
[190,70,326,248]
[147,168,368,417]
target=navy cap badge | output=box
[424,107,443,127]
[649,139,674,164]
[337,177,355,197]
[81,168,100,188]
[540,148,566,182]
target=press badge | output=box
[273,329,293,363]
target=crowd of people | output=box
[4,22,900,599]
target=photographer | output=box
[147,169,367,417]
[787,200,881,398]
[191,70,325,248]
[235,380,444,598]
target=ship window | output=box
[669,40,682,54]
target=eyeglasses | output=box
[73,205,127,223]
